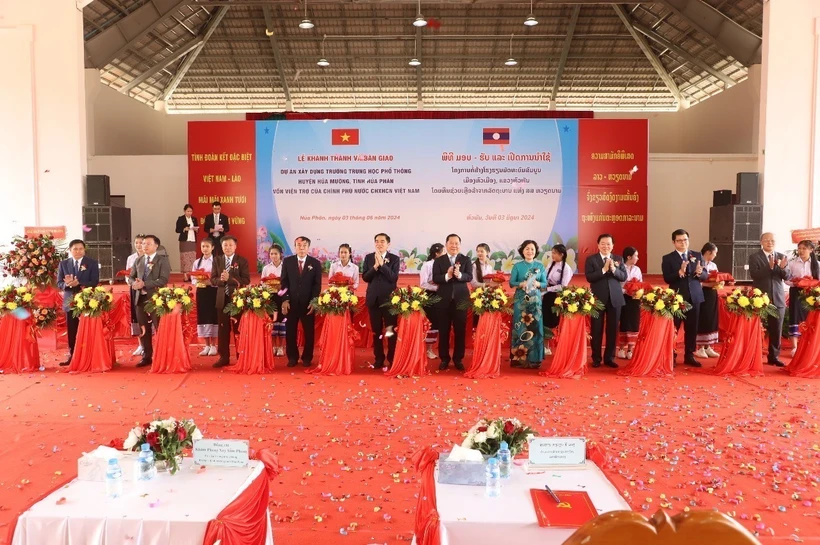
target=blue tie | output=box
[142,257,151,280]
[74,260,79,276]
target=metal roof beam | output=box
[658,0,761,66]
[631,19,735,88]
[550,5,580,108]
[120,37,204,95]
[160,6,229,101]
[262,5,293,111]
[613,4,684,107]
[85,0,188,68]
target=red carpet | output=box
[1,275,817,544]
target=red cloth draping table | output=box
[107,293,133,338]
[542,314,588,379]
[68,314,114,373]
[150,311,192,374]
[465,312,508,379]
[412,447,441,545]
[386,312,430,378]
[618,311,674,377]
[0,315,39,373]
[789,311,820,377]
[232,312,274,374]
[307,312,355,376]
[712,312,763,377]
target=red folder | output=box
[530,489,598,528]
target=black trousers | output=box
[673,301,700,357]
[439,299,467,363]
[369,303,398,364]
[285,306,316,364]
[217,307,239,361]
[135,297,160,359]
[590,302,621,364]
[765,306,786,361]
[67,312,79,356]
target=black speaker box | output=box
[86,175,111,206]
[709,205,762,244]
[736,172,759,205]
[82,206,132,244]
[713,190,732,207]
[713,243,757,282]
[85,242,132,282]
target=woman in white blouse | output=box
[617,246,643,360]
[125,234,145,356]
[420,242,445,360]
[191,238,218,356]
[261,244,286,356]
[471,243,498,328]
[787,240,820,356]
[542,244,574,356]
[328,243,360,289]
[695,243,720,359]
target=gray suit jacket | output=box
[748,249,792,309]
[129,253,171,304]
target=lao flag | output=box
[483,128,509,145]
[331,128,360,145]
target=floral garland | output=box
[552,287,605,318]
[70,286,114,318]
[461,417,536,456]
[0,234,66,287]
[224,285,278,318]
[311,285,359,316]
[461,286,511,316]
[382,286,440,318]
[144,286,194,317]
[123,417,203,475]
[801,285,820,312]
[0,286,58,328]
[725,287,778,319]
[639,287,692,320]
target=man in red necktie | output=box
[280,236,323,367]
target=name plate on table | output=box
[528,437,586,468]
[193,439,250,467]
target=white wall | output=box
[87,155,187,269]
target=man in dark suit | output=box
[57,239,100,366]
[203,201,230,256]
[585,234,627,368]
[433,233,473,371]
[661,228,709,367]
[211,235,251,368]
[280,236,323,367]
[362,233,401,369]
[129,234,171,367]
[749,232,792,367]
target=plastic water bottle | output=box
[497,441,512,479]
[105,458,123,499]
[138,443,156,481]
[485,458,501,498]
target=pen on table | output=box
[544,483,560,504]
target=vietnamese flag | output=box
[331,128,360,146]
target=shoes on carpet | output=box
[136,358,152,368]
[684,357,702,368]
[616,348,627,359]
[544,347,552,356]
[694,348,708,359]
[384,326,395,338]
[604,361,618,369]
[439,361,449,371]
[705,347,720,358]
[132,345,144,357]
[454,361,465,371]
[373,361,385,369]
[275,347,285,357]
[213,359,230,368]
[287,360,298,368]
[199,346,211,356]
[767,359,786,367]
[626,350,633,360]
[59,359,71,367]
[591,361,602,368]
[208,345,219,356]
[301,361,311,367]
[427,349,438,359]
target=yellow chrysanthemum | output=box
[15,287,27,294]
[562,289,571,296]
[737,296,750,308]
[654,300,665,311]
[95,286,106,292]
[567,303,578,313]
[411,300,421,310]
[252,298,261,308]
[174,288,185,296]
[340,293,350,303]
[634,289,644,299]
[665,288,674,295]
[75,301,84,309]
[22,293,33,302]
[322,293,331,304]
[499,295,508,304]
[261,291,270,300]
[88,299,99,309]
[753,288,762,296]
[554,297,563,306]
[167,299,177,309]
[236,299,244,308]
[6,302,18,310]
[752,297,764,309]
[83,287,92,293]
[412,286,422,295]
[491,300,500,309]
[0,302,5,309]
[400,301,410,312]
[808,296,817,307]
[675,295,683,303]
[575,288,586,295]
[159,287,170,294]
[672,304,680,312]
[582,303,592,312]
[106,294,113,302]
[589,296,595,305]
[645,293,656,302]
[391,295,401,305]
[474,299,483,308]
[762,294,770,305]
[474,287,484,296]
[350,295,359,305]
[182,295,191,305]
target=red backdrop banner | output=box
[577,119,648,267]
[188,121,257,253]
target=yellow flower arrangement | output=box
[639,287,691,319]
[385,286,440,318]
[724,287,777,320]
[552,286,604,318]
[144,285,195,317]
[462,286,511,316]
[70,285,114,318]
[311,285,360,316]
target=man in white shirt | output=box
[204,201,230,256]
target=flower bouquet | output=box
[0,234,66,287]
[461,286,511,316]
[552,287,605,318]
[382,286,440,318]
[623,281,652,298]
[123,418,203,475]
[310,285,359,315]
[796,277,820,290]
[0,286,58,329]
[328,272,353,287]
[639,287,691,319]
[70,286,114,318]
[189,269,212,289]
[144,286,194,316]
[461,417,536,456]
[224,285,277,317]
[801,286,820,311]
[724,287,777,319]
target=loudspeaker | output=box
[82,206,131,244]
[709,205,762,244]
[110,195,126,208]
[713,243,757,282]
[85,242,132,281]
[713,190,732,207]
[736,172,759,205]
[86,175,111,206]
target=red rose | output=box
[503,421,515,435]
[176,427,187,441]
[146,431,159,447]
[478,426,488,433]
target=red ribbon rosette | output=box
[261,274,281,289]
[115,269,131,278]
[623,281,652,297]
[484,272,508,284]
[189,269,211,288]
[708,271,735,284]
[796,276,820,289]
[328,272,352,287]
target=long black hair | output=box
[547,244,567,286]
[427,243,444,261]
[799,240,820,279]
[474,243,491,283]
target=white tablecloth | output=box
[435,462,630,545]
[12,459,273,545]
